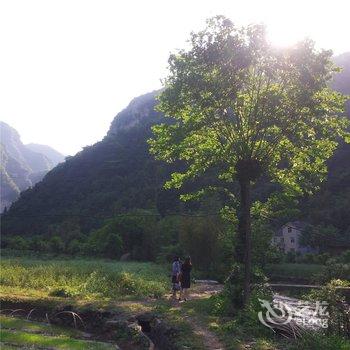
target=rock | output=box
[104,319,152,350]
[194,279,219,285]
[136,313,180,350]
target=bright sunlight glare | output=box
[0,0,349,155]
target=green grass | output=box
[0,315,79,337]
[265,263,325,282]
[0,257,168,300]
[1,329,117,349]
[286,332,350,350]
[0,315,117,349]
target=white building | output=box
[272,221,316,254]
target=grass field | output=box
[0,257,169,300]
[1,256,349,349]
[265,263,325,282]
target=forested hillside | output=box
[1,92,182,235]
[2,54,349,244]
[301,52,350,243]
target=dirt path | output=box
[171,282,225,350]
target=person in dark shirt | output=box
[179,256,192,301]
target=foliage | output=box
[149,15,349,304]
[150,16,348,200]
[49,286,79,298]
[49,235,65,254]
[225,263,272,309]
[0,50,349,269]
[314,261,350,283]
[265,263,325,282]
[305,279,350,338]
[340,250,350,263]
[295,252,331,264]
[87,227,123,259]
[301,224,350,252]
[5,235,30,251]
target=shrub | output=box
[306,279,350,337]
[314,262,350,283]
[66,239,82,255]
[225,263,272,310]
[313,253,331,264]
[30,235,50,252]
[7,236,30,251]
[296,253,331,265]
[155,243,184,264]
[87,228,123,259]
[49,287,78,298]
[340,250,350,264]
[49,236,65,254]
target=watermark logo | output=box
[258,299,329,329]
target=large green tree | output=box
[149,17,349,305]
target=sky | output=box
[1,0,349,155]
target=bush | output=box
[155,243,184,264]
[66,239,82,255]
[7,236,30,251]
[87,228,123,259]
[225,263,272,310]
[306,279,350,337]
[296,253,331,265]
[30,235,50,252]
[313,262,350,283]
[313,253,331,264]
[49,236,65,254]
[49,287,78,298]
[340,250,350,264]
[266,263,325,283]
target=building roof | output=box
[283,221,308,231]
[274,221,308,237]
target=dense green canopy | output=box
[149,16,349,304]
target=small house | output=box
[272,221,317,254]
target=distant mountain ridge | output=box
[0,122,65,211]
[332,52,350,117]
[26,143,65,166]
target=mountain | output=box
[332,52,350,95]
[0,122,65,212]
[1,91,177,235]
[332,52,350,117]
[26,144,65,166]
[302,52,350,235]
[2,54,350,238]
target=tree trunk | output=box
[239,178,252,306]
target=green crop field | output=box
[0,257,169,300]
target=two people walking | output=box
[171,256,192,301]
